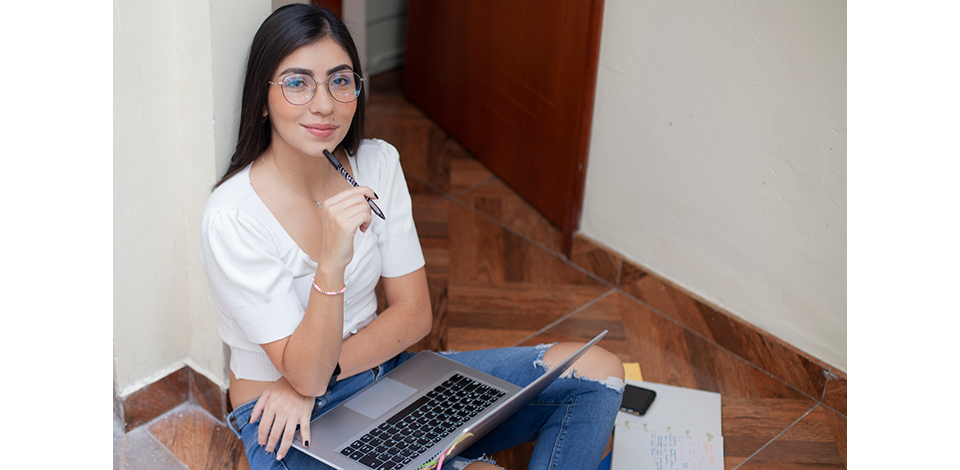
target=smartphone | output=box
[620,384,656,416]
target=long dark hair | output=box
[216,4,366,188]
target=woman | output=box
[199,5,624,469]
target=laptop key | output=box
[358,454,383,468]
[386,396,431,426]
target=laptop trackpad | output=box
[344,377,417,419]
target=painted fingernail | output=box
[304,440,310,448]
[374,192,379,199]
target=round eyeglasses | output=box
[268,72,364,105]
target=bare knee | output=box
[464,462,502,470]
[541,342,625,382]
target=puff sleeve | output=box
[198,208,305,345]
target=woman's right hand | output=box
[249,377,316,461]
[318,185,377,270]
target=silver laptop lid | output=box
[296,330,609,470]
[425,330,609,467]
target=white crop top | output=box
[198,139,425,381]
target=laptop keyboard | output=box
[340,373,506,470]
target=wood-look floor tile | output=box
[618,260,649,286]
[448,154,495,194]
[513,291,628,359]
[414,199,609,353]
[825,406,847,466]
[455,177,563,253]
[148,404,248,470]
[119,425,187,470]
[618,266,713,337]
[123,367,190,432]
[405,173,448,213]
[368,70,495,196]
[366,115,432,175]
[570,234,622,286]
[446,203,594,285]
[736,405,846,469]
[445,282,610,351]
[189,368,226,422]
[531,292,819,467]
[823,374,847,416]
[619,261,829,400]
[366,71,427,119]
[370,118,489,196]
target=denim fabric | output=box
[226,345,622,470]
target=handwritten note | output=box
[610,381,724,470]
[648,431,721,470]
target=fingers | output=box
[275,418,299,460]
[299,412,312,449]
[319,189,375,266]
[334,200,374,234]
[323,185,377,207]
[257,406,275,448]
[249,393,268,424]
[325,187,376,219]
[264,418,281,457]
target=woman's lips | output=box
[303,124,337,138]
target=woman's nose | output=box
[309,85,336,115]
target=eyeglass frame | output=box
[268,71,365,105]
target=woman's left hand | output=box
[249,376,316,460]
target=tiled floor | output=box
[113,69,846,470]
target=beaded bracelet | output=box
[312,278,346,296]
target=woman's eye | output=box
[331,75,351,87]
[284,76,309,91]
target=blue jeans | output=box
[227,345,623,470]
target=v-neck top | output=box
[198,139,424,381]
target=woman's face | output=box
[265,38,358,158]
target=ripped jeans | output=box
[227,344,624,470]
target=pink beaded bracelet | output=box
[312,278,346,296]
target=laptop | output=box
[292,330,608,470]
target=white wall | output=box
[114,0,192,394]
[581,0,847,371]
[364,0,407,76]
[114,0,270,396]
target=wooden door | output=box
[310,0,341,16]
[403,0,605,255]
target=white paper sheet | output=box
[611,380,723,470]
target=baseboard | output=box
[121,365,227,432]
[571,232,845,379]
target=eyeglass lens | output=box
[279,73,362,104]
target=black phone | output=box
[620,384,657,416]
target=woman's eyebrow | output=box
[326,64,353,75]
[276,64,353,78]
[277,67,313,77]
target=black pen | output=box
[323,149,386,220]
